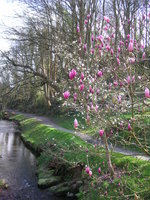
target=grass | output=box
[51,110,150,153]
[10,114,150,200]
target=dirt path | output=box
[8,110,150,161]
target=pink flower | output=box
[87,14,90,20]
[98,35,103,42]
[89,170,92,177]
[98,167,101,174]
[74,93,77,101]
[127,34,130,39]
[85,166,90,174]
[118,47,121,52]
[142,52,145,59]
[99,130,104,137]
[84,44,87,51]
[63,91,70,99]
[95,105,99,112]
[91,48,94,54]
[77,26,80,33]
[74,118,78,129]
[128,123,132,131]
[91,34,94,42]
[129,57,135,63]
[132,76,135,83]
[80,84,85,91]
[120,82,123,87]
[85,19,88,25]
[117,58,120,65]
[119,41,124,46]
[81,72,84,80]
[128,41,134,52]
[106,45,110,52]
[118,95,122,103]
[126,76,131,85]
[69,69,77,80]
[104,16,110,23]
[145,88,150,98]
[114,81,118,87]
[110,49,114,56]
[104,25,108,31]
[97,71,103,77]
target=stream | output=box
[0,120,63,200]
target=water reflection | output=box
[0,120,63,200]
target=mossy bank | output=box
[10,114,150,200]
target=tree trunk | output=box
[104,132,114,176]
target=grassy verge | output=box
[10,114,150,199]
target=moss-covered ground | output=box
[10,114,150,200]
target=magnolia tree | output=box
[63,14,150,176]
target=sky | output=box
[0,0,25,51]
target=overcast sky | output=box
[0,0,25,51]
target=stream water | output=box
[0,120,63,200]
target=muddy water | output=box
[0,120,63,200]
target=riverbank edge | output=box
[5,113,150,200]
[7,114,85,199]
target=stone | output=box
[38,176,61,189]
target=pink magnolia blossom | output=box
[128,123,132,131]
[69,69,77,80]
[106,45,110,52]
[74,118,78,129]
[80,79,82,84]
[104,16,110,23]
[97,71,103,77]
[104,25,108,31]
[117,58,120,65]
[85,19,88,25]
[77,26,80,33]
[63,91,70,99]
[128,41,134,52]
[118,95,122,103]
[91,34,94,42]
[127,34,130,39]
[145,88,150,98]
[98,167,101,174]
[89,170,92,177]
[119,41,124,46]
[74,93,77,101]
[99,129,104,137]
[142,52,145,59]
[84,44,87,51]
[118,47,121,52]
[95,105,99,112]
[132,76,135,83]
[125,76,131,85]
[110,49,114,56]
[85,167,90,174]
[129,57,135,63]
[120,82,123,87]
[80,84,85,91]
[114,81,118,87]
[81,72,84,80]
[98,35,103,42]
[87,14,90,20]
[91,48,95,54]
